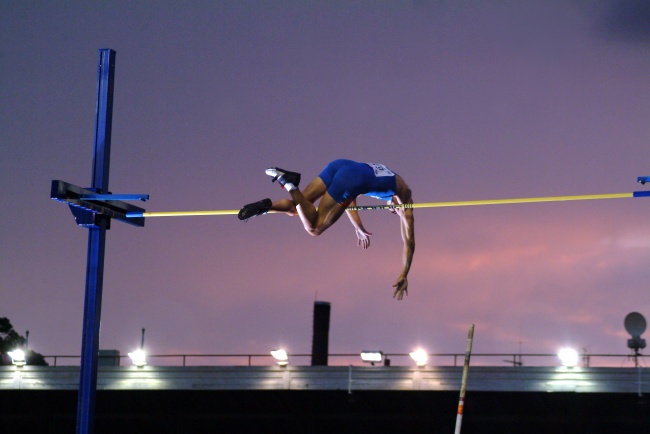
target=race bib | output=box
[366,163,395,177]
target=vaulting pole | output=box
[455,324,475,434]
[125,190,650,218]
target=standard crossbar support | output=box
[51,180,146,227]
[81,193,149,201]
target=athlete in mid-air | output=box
[238,159,415,300]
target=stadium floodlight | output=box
[557,348,579,368]
[360,351,384,366]
[128,349,147,368]
[270,349,289,367]
[409,348,428,367]
[8,349,26,367]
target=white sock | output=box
[283,182,297,191]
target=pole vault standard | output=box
[125,188,650,218]
[50,49,147,434]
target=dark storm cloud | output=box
[598,0,650,42]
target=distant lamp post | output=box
[270,349,289,367]
[128,328,147,368]
[557,348,579,368]
[409,348,428,367]
[8,349,26,367]
[360,351,384,366]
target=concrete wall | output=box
[1,365,648,393]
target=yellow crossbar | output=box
[409,192,633,209]
[129,192,638,218]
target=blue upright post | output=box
[76,48,116,434]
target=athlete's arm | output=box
[393,205,414,300]
[346,198,372,249]
[392,181,415,300]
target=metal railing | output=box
[42,352,646,368]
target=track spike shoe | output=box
[265,167,301,188]
[238,198,272,221]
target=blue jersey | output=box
[318,159,398,205]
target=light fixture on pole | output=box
[360,351,384,366]
[271,349,289,367]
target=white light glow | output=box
[270,349,289,366]
[128,349,147,367]
[360,351,384,364]
[557,348,579,367]
[409,349,428,367]
[8,349,26,366]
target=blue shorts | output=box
[318,159,398,205]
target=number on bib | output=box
[366,163,395,177]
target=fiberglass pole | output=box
[455,324,475,434]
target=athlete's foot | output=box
[238,198,272,221]
[265,167,301,189]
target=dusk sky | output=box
[2,1,649,367]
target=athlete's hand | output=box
[393,276,408,300]
[355,227,372,249]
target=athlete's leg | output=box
[271,177,327,216]
[264,166,345,233]
[270,198,297,215]
[240,168,329,220]
[290,189,346,236]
